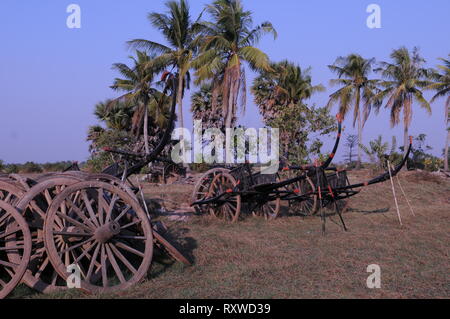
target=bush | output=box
[3,164,19,174]
[19,162,43,173]
[189,163,211,173]
[424,157,443,172]
[84,153,113,173]
[41,161,73,172]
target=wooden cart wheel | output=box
[85,173,137,199]
[191,168,229,214]
[8,174,35,192]
[43,181,153,294]
[13,176,82,293]
[61,172,137,199]
[252,197,281,220]
[298,177,318,215]
[207,172,241,223]
[286,175,317,216]
[153,230,191,266]
[0,201,32,299]
[0,180,25,206]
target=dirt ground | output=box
[15,170,450,299]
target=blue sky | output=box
[0,0,449,163]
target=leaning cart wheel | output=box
[0,180,25,206]
[43,181,153,294]
[0,201,32,299]
[207,172,241,223]
[252,197,281,220]
[191,168,229,214]
[12,176,82,293]
[285,175,317,216]
[60,171,138,201]
[298,177,318,215]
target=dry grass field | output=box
[13,170,449,299]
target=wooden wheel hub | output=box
[94,221,121,243]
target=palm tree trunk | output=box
[356,90,362,169]
[225,84,234,128]
[143,104,150,155]
[177,75,190,169]
[177,75,184,129]
[357,111,363,169]
[444,128,449,172]
[403,122,409,162]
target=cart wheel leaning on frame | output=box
[0,201,32,299]
[43,181,153,294]
[191,168,229,214]
[12,176,82,293]
[207,172,241,223]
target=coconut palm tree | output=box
[128,0,200,131]
[110,50,162,155]
[252,60,324,125]
[375,47,432,158]
[193,0,277,128]
[426,55,450,171]
[327,54,380,168]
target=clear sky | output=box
[0,0,449,163]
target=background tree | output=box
[375,47,432,158]
[252,60,325,124]
[94,99,132,131]
[252,60,334,163]
[427,55,450,171]
[191,82,224,130]
[344,134,358,165]
[110,50,163,154]
[193,0,277,128]
[128,0,200,131]
[360,135,400,170]
[327,54,380,169]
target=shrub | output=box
[3,164,19,174]
[19,162,43,173]
[423,157,443,172]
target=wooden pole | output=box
[387,161,402,226]
[394,168,416,216]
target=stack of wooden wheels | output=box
[0,172,190,298]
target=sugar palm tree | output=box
[375,47,432,157]
[86,125,105,153]
[128,0,200,131]
[252,60,325,125]
[326,54,380,168]
[110,50,162,155]
[191,83,223,129]
[426,55,450,171]
[94,99,132,131]
[193,0,277,128]
[252,60,330,160]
